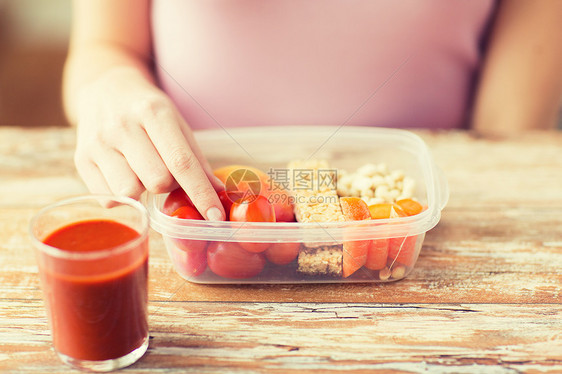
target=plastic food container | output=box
[147,126,449,284]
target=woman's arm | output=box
[471,0,562,135]
[63,0,152,122]
[63,0,225,220]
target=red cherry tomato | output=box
[229,195,276,223]
[169,244,207,278]
[217,190,235,219]
[163,188,192,215]
[207,241,266,279]
[229,195,275,253]
[265,242,300,265]
[170,206,206,252]
[172,206,204,220]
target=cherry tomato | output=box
[169,244,207,278]
[230,195,276,222]
[217,190,235,219]
[170,206,206,252]
[230,195,276,253]
[172,206,204,220]
[265,242,300,265]
[170,237,207,254]
[163,188,192,215]
[207,241,266,279]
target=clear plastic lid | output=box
[146,126,448,243]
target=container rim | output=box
[146,126,447,242]
[147,191,435,242]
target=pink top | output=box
[151,0,496,130]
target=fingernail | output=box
[206,206,224,221]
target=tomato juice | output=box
[39,219,148,361]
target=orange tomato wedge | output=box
[366,203,407,270]
[340,197,371,220]
[395,198,423,216]
[365,238,389,270]
[340,197,371,277]
[388,236,418,267]
[368,203,407,219]
[342,240,371,278]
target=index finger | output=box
[141,102,225,221]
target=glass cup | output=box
[30,195,150,372]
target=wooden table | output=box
[1,127,561,373]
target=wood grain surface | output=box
[0,127,561,373]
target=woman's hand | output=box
[73,66,225,220]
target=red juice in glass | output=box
[31,196,149,372]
